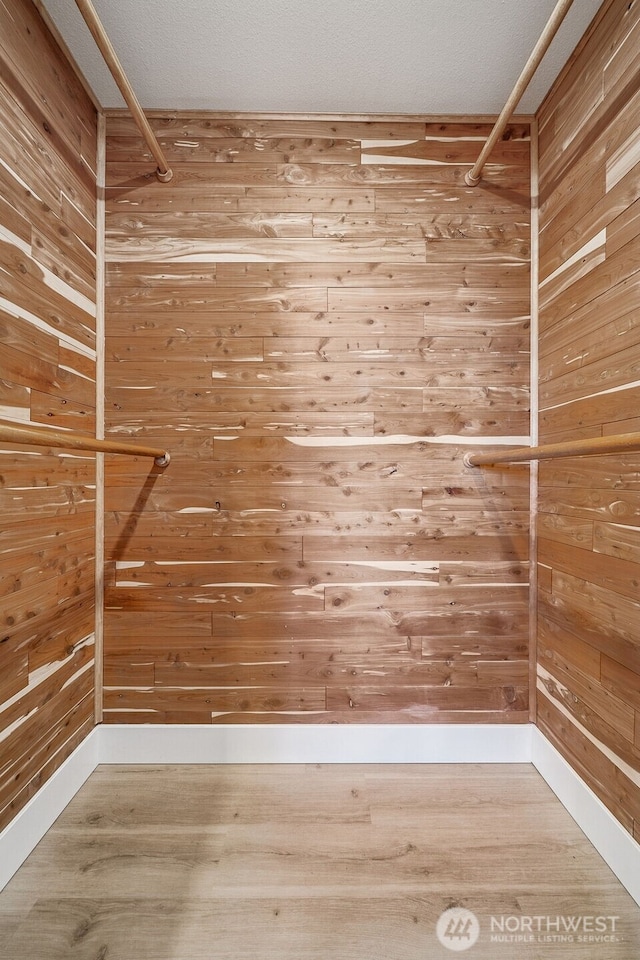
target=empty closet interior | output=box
[1,0,639,902]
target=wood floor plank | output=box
[1,765,639,960]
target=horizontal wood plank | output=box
[102,110,531,725]
[0,0,97,833]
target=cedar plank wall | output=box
[536,0,640,842]
[0,0,97,829]
[103,116,531,724]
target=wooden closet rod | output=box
[0,421,170,466]
[464,432,640,467]
[74,0,173,182]
[465,0,574,186]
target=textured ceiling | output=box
[41,0,603,114]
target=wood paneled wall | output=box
[103,115,531,723]
[0,0,97,830]
[536,0,640,841]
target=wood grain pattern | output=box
[0,0,97,833]
[536,0,640,844]
[1,763,639,959]
[10,0,640,878]
[103,114,530,724]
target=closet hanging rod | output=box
[0,421,170,467]
[464,432,640,468]
[74,0,173,182]
[465,0,574,186]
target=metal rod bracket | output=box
[75,0,174,183]
[464,431,640,467]
[465,0,574,185]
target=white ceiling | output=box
[41,0,603,114]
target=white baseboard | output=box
[531,727,640,908]
[0,728,99,891]
[1,723,638,909]
[99,722,533,765]
[0,723,528,893]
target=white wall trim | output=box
[0,728,99,891]
[99,722,533,765]
[0,723,528,892]
[2,724,638,909]
[532,727,640,907]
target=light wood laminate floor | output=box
[0,764,638,958]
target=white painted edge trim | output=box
[532,727,640,908]
[0,723,528,892]
[99,722,533,765]
[0,728,99,892]
[1,724,638,909]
